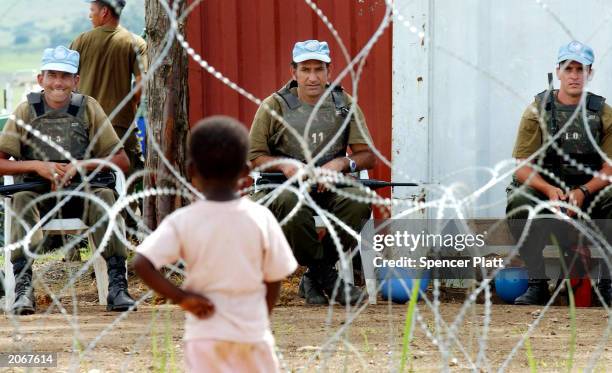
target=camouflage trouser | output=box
[252,187,372,269]
[9,188,128,263]
[506,184,612,279]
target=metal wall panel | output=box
[186,0,393,199]
[393,0,612,218]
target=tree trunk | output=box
[144,0,189,229]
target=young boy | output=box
[133,116,298,372]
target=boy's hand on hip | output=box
[179,291,215,319]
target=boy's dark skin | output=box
[132,162,282,319]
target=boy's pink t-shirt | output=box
[137,197,298,343]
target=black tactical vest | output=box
[23,92,90,162]
[535,90,604,187]
[268,80,352,167]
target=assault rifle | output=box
[0,172,116,197]
[255,172,418,190]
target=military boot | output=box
[514,279,551,306]
[298,270,327,305]
[313,265,364,306]
[597,279,611,307]
[12,258,36,315]
[106,256,136,312]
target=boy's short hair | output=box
[189,116,249,180]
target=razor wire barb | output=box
[0,0,610,371]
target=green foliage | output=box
[399,278,420,373]
[1,0,144,106]
[151,305,178,373]
[2,0,145,51]
[524,336,537,373]
[550,235,576,373]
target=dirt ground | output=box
[0,262,610,372]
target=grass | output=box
[0,238,91,268]
[524,335,537,373]
[0,50,41,73]
[399,278,420,373]
[151,304,178,373]
[512,325,541,372]
[360,329,371,354]
[550,235,577,373]
[564,273,577,373]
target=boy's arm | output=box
[132,254,215,318]
[264,281,281,315]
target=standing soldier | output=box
[71,0,146,179]
[507,41,612,306]
[249,40,377,305]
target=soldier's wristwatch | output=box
[346,157,357,172]
[578,185,591,201]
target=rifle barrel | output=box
[0,181,49,197]
[0,172,117,197]
[257,173,418,190]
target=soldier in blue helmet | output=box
[0,46,137,315]
[249,40,377,306]
[507,41,612,306]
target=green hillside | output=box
[0,0,145,111]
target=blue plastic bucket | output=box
[378,267,430,304]
[494,267,529,303]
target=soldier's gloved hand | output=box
[35,161,66,190]
[566,189,586,217]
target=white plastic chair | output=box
[2,173,123,311]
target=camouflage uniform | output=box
[267,81,351,167]
[9,92,127,262]
[3,91,135,315]
[507,90,612,279]
[249,81,372,305]
[251,81,372,269]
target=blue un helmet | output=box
[557,41,594,66]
